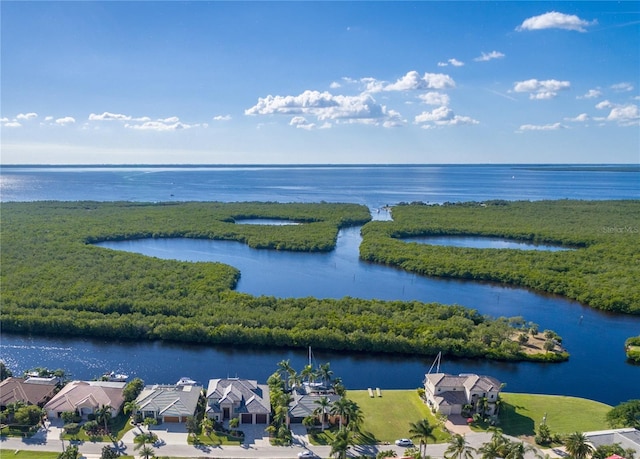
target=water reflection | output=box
[401,236,573,251]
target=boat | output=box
[103,371,128,382]
[176,377,197,386]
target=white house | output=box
[135,384,202,423]
[206,378,270,425]
[424,372,502,416]
[44,380,126,420]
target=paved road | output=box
[0,420,545,459]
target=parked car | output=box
[298,450,318,458]
[395,438,413,447]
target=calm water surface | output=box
[402,236,573,251]
[1,165,638,406]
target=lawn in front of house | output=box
[495,393,611,437]
[60,413,135,442]
[189,431,244,446]
[346,389,449,444]
[0,450,61,459]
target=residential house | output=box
[288,392,341,424]
[584,428,640,457]
[0,376,59,409]
[206,378,270,425]
[44,380,126,420]
[135,384,202,423]
[424,372,502,416]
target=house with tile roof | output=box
[135,384,202,423]
[0,376,59,408]
[205,378,270,425]
[288,392,341,424]
[44,380,126,420]
[424,372,503,416]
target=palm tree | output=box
[408,418,436,458]
[564,432,594,459]
[330,397,351,430]
[313,396,331,431]
[503,440,537,459]
[137,444,155,459]
[277,359,296,390]
[445,433,476,459]
[330,429,352,459]
[200,416,214,436]
[123,400,140,422]
[479,427,508,459]
[300,364,314,383]
[94,404,112,433]
[318,362,333,385]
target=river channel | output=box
[10,224,635,405]
[1,165,638,406]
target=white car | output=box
[298,450,317,458]
[395,438,413,447]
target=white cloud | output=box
[384,71,455,91]
[606,104,639,126]
[213,115,232,121]
[579,89,602,99]
[565,113,589,122]
[513,79,571,99]
[611,82,634,92]
[329,81,341,89]
[45,116,54,121]
[595,100,613,110]
[17,112,38,121]
[418,92,450,106]
[438,58,464,67]
[125,120,193,131]
[55,116,76,125]
[245,90,402,127]
[0,117,8,122]
[517,122,564,131]
[89,112,132,121]
[516,11,597,32]
[160,116,180,123]
[474,51,505,62]
[414,106,478,127]
[3,121,22,128]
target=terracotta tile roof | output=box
[0,377,58,407]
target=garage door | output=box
[241,413,253,424]
[255,414,268,424]
[164,416,180,423]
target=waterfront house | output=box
[44,380,126,420]
[288,392,341,424]
[584,428,640,457]
[0,376,59,409]
[424,372,502,416]
[135,384,202,423]
[205,378,270,425]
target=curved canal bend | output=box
[11,223,638,405]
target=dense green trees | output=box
[625,336,640,364]
[606,399,640,428]
[360,200,640,314]
[1,200,569,361]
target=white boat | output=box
[103,371,128,382]
[176,377,197,386]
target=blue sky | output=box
[1,1,638,164]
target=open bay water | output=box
[1,164,639,406]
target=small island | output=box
[0,200,580,362]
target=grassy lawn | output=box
[189,431,244,446]
[0,450,135,459]
[496,393,612,437]
[347,389,449,444]
[60,413,135,442]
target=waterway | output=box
[1,165,638,406]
